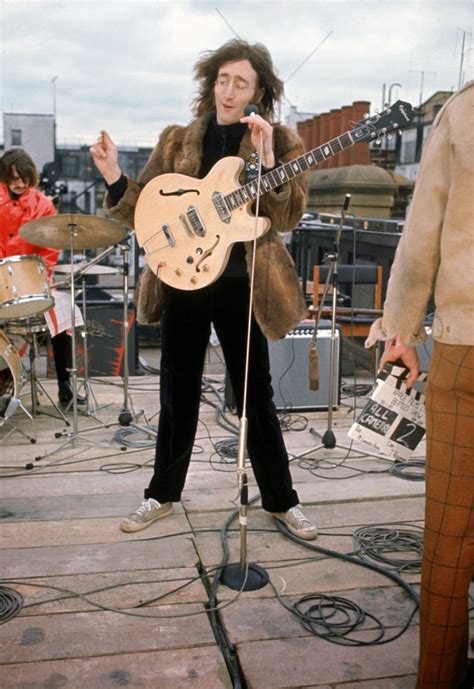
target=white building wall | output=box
[3,113,55,172]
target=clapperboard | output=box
[348,364,427,460]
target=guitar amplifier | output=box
[269,320,341,411]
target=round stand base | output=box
[220,563,269,591]
[322,430,336,449]
[119,410,133,426]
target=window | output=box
[399,128,417,164]
[11,129,22,145]
[62,155,79,178]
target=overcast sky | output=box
[1,0,473,147]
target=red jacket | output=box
[0,182,60,275]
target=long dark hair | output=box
[192,39,284,121]
[0,147,39,186]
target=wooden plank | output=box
[0,605,215,664]
[236,627,419,688]
[2,646,232,688]
[7,568,208,615]
[2,538,198,579]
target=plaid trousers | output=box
[416,342,474,689]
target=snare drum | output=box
[4,314,49,337]
[0,255,54,319]
[0,330,23,397]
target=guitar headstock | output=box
[350,100,416,143]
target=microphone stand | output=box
[220,109,268,592]
[294,195,389,461]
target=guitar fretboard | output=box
[224,130,354,211]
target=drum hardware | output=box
[0,330,36,445]
[53,243,124,430]
[3,316,69,424]
[19,215,128,458]
[75,272,113,423]
[56,239,157,446]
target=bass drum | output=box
[0,330,24,398]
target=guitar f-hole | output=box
[196,236,220,272]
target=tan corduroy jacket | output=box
[105,113,308,341]
[367,81,474,347]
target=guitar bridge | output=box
[212,192,231,223]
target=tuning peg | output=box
[375,138,382,145]
[387,134,393,141]
[364,112,370,119]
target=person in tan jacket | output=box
[366,81,474,689]
[91,39,317,540]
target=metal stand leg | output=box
[38,223,116,460]
[57,241,156,444]
[76,274,109,423]
[25,333,69,424]
[293,196,389,464]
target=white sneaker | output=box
[272,505,317,540]
[120,499,173,533]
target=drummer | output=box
[0,147,85,408]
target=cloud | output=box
[1,0,472,145]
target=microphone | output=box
[309,341,320,391]
[243,104,259,117]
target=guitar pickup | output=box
[162,224,175,247]
[187,206,205,237]
[212,192,231,223]
[179,214,194,238]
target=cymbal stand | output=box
[76,272,110,423]
[293,195,389,463]
[61,240,156,444]
[114,243,155,436]
[41,222,114,458]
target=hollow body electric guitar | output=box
[134,100,415,290]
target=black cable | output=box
[0,586,23,623]
[271,518,419,646]
[353,525,423,573]
[112,425,158,448]
[390,459,426,481]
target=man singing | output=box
[91,39,317,540]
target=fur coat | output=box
[105,113,308,341]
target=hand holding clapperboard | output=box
[348,363,427,460]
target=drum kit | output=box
[0,213,135,448]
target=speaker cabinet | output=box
[84,301,137,376]
[269,321,341,411]
[48,300,138,378]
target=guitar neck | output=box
[224,130,355,211]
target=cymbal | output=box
[53,263,118,275]
[20,214,128,250]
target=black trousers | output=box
[50,331,72,383]
[145,276,299,513]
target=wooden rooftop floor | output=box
[0,351,440,688]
